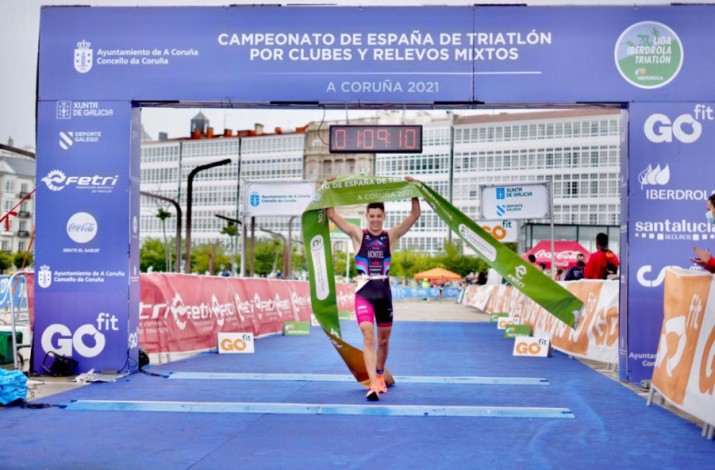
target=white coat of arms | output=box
[74,40,93,73]
[38,265,52,288]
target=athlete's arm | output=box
[326,207,363,251]
[389,190,421,245]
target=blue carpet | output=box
[1,321,713,470]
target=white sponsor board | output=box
[217,332,255,354]
[513,336,550,358]
[480,183,550,220]
[244,180,315,217]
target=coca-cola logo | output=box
[533,249,583,261]
[66,212,97,243]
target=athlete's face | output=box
[366,208,385,233]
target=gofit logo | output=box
[41,169,119,192]
[481,220,515,242]
[40,312,118,358]
[217,332,254,354]
[644,113,702,143]
[513,337,550,357]
[644,105,713,144]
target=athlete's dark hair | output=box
[366,202,385,212]
[709,192,715,207]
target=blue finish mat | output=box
[2,321,713,470]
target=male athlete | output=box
[326,178,421,401]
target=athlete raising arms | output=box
[326,176,421,401]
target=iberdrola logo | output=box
[614,21,683,89]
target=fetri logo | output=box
[42,169,119,192]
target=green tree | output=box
[140,239,167,272]
[13,251,33,270]
[250,238,282,276]
[0,251,14,274]
[156,207,173,272]
[220,221,239,256]
[192,242,232,275]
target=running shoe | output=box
[375,374,387,393]
[366,387,380,401]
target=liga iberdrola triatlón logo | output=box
[614,21,683,89]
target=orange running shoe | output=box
[366,387,380,401]
[375,374,387,393]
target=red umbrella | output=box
[523,240,590,270]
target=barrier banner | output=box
[652,268,715,427]
[302,176,584,385]
[138,275,313,356]
[466,280,619,365]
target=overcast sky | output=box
[1,0,696,150]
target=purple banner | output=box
[624,102,715,383]
[33,100,138,374]
[38,6,715,104]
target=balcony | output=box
[16,230,30,238]
[17,211,30,218]
[18,192,32,199]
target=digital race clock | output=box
[329,125,423,154]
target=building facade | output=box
[374,108,623,254]
[140,114,306,265]
[140,108,623,266]
[0,143,35,254]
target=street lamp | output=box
[140,191,182,273]
[185,158,232,273]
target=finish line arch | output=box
[35,5,715,384]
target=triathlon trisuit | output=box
[354,229,393,327]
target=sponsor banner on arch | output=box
[625,102,715,383]
[33,100,135,374]
[653,268,715,427]
[39,6,715,103]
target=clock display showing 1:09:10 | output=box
[329,125,423,154]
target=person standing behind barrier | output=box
[326,178,421,402]
[564,253,586,281]
[584,232,619,280]
[691,193,715,272]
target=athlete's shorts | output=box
[355,294,393,327]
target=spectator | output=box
[476,271,488,285]
[564,253,586,281]
[584,233,619,280]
